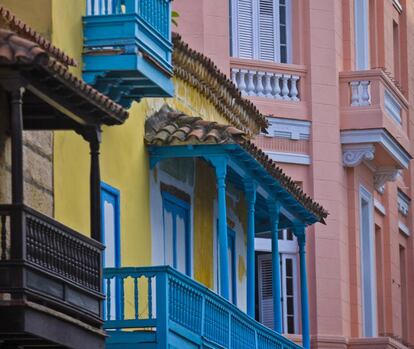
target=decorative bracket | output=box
[373,168,401,190]
[342,144,375,167]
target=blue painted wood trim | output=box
[161,191,192,276]
[244,180,257,318]
[156,271,169,349]
[295,225,310,349]
[227,228,237,306]
[101,182,122,320]
[269,201,282,333]
[209,156,230,300]
[147,144,319,225]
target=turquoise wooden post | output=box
[295,225,310,349]
[244,180,256,318]
[211,157,230,300]
[156,272,169,349]
[269,201,282,333]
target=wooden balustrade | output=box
[103,266,303,349]
[0,204,104,322]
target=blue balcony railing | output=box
[83,0,174,107]
[103,266,303,349]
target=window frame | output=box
[230,0,292,63]
[161,190,192,277]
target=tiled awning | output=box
[0,12,129,128]
[146,106,328,225]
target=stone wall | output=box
[0,91,54,217]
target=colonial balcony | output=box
[230,58,308,119]
[0,204,104,348]
[339,69,412,189]
[103,266,303,349]
[83,0,174,108]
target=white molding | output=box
[342,144,375,167]
[359,184,378,337]
[398,221,410,237]
[374,198,386,216]
[397,191,410,217]
[384,89,402,125]
[373,168,400,190]
[376,185,385,195]
[340,129,411,169]
[266,151,311,165]
[265,117,311,140]
[354,0,370,70]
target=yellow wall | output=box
[193,160,216,288]
[0,0,52,38]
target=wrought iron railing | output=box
[104,266,303,349]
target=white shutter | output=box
[236,0,254,59]
[258,254,274,329]
[258,0,277,61]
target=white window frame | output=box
[359,185,378,337]
[230,0,292,63]
[256,229,299,334]
[354,0,370,70]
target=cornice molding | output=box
[340,129,411,169]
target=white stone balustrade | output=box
[231,68,300,101]
[350,80,371,106]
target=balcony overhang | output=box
[146,107,328,227]
[83,1,174,108]
[341,128,412,189]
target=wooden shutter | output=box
[236,0,255,59]
[258,254,274,329]
[258,0,277,61]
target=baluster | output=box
[1,215,6,260]
[256,72,265,97]
[281,74,291,100]
[246,71,256,96]
[93,0,99,15]
[106,277,112,320]
[290,75,300,101]
[273,74,282,99]
[360,80,370,106]
[134,276,139,319]
[238,70,248,96]
[87,0,92,15]
[263,73,273,97]
[119,276,125,320]
[350,81,361,106]
[148,275,153,319]
[231,69,238,87]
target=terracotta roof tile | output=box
[0,28,128,124]
[145,105,328,222]
[0,6,77,67]
[172,33,269,136]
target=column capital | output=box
[243,179,257,204]
[293,224,306,249]
[207,156,228,179]
[267,200,281,221]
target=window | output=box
[257,229,298,334]
[101,183,121,320]
[400,245,408,340]
[162,191,191,276]
[359,186,377,336]
[217,228,237,305]
[393,20,400,82]
[354,0,370,70]
[230,0,291,63]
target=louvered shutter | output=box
[236,0,254,59]
[258,254,274,329]
[258,0,277,61]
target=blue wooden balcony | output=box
[83,0,174,108]
[103,266,303,349]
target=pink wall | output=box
[175,0,414,347]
